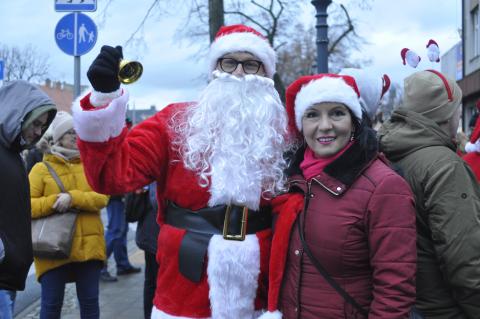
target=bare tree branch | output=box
[274,41,287,50]
[328,4,354,53]
[224,10,269,34]
[0,44,50,82]
[124,0,161,47]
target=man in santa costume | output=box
[72,24,293,319]
[464,101,480,181]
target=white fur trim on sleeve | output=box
[89,88,123,107]
[72,90,129,142]
[258,310,283,319]
[465,141,480,153]
[294,77,362,130]
[209,32,276,79]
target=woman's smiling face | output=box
[302,102,353,158]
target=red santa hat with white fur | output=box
[465,101,480,153]
[259,74,362,319]
[426,39,441,63]
[285,74,362,138]
[401,48,421,68]
[208,24,276,79]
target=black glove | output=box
[87,45,123,93]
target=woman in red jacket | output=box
[260,74,417,319]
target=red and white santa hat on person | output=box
[401,48,422,68]
[285,74,362,137]
[260,75,362,319]
[339,68,391,121]
[208,24,276,79]
[426,39,441,63]
[465,100,480,153]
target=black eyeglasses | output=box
[218,58,263,75]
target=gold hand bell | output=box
[118,59,143,84]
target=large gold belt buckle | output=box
[222,205,248,241]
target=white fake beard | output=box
[172,71,291,210]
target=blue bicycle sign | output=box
[55,13,97,56]
[56,29,74,40]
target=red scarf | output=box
[300,141,354,180]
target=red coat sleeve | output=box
[366,173,416,318]
[77,110,171,195]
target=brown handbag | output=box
[31,162,78,259]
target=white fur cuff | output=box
[72,90,129,142]
[258,310,282,319]
[89,88,123,107]
[465,141,480,153]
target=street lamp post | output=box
[311,0,332,73]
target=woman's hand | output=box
[53,193,72,213]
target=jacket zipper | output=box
[311,177,340,196]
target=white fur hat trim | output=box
[209,32,276,79]
[294,76,362,130]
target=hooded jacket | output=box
[379,108,480,318]
[0,80,56,290]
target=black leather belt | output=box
[165,201,272,282]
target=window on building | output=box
[473,6,480,57]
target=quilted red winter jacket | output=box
[279,141,416,319]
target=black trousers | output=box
[143,251,159,319]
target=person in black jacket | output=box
[0,80,56,318]
[135,182,160,319]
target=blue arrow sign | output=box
[55,13,97,56]
[55,0,97,12]
[0,60,4,80]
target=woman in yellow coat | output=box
[29,111,108,319]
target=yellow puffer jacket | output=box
[29,153,108,280]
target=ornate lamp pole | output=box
[311,0,332,73]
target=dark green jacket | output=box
[379,108,480,319]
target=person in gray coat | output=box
[0,81,56,318]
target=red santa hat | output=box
[285,74,362,137]
[466,100,480,153]
[209,24,276,79]
[401,48,421,68]
[426,39,440,63]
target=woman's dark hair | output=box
[469,112,479,129]
[285,108,377,177]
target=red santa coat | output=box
[73,91,271,318]
[463,152,480,181]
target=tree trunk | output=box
[209,0,225,43]
[274,73,286,104]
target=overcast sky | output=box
[0,0,462,110]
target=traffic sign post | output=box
[0,60,4,81]
[55,0,97,12]
[55,12,97,98]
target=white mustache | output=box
[211,70,275,87]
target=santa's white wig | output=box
[171,71,292,210]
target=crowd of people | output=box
[1,23,480,319]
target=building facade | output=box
[459,0,480,133]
